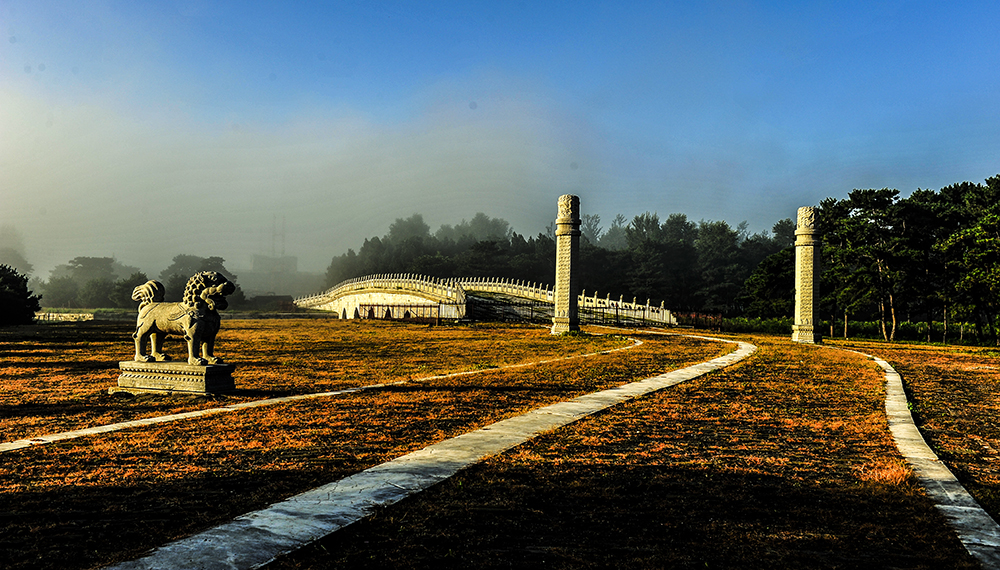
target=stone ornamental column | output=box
[792,206,822,343]
[551,194,581,334]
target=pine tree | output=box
[0,264,42,326]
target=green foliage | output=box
[435,212,511,243]
[598,214,628,251]
[39,256,145,309]
[387,213,431,243]
[159,254,238,284]
[63,256,116,284]
[43,276,79,308]
[0,264,41,326]
[738,248,793,318]
[111,272,150,308]
[78,278,114,308]
[580,214,602,245]
[158,254,242,304]
[813,174,1000,344]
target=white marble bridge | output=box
[294,274,676,326]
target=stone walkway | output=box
[106,335,756,570]
[16,332,998,569]
[0,339,642,454]
[869,351,1000,568]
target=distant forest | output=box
[3,174,999,343]
[327,175,1000,342]
[325,211,794,317]
[10,254,250,310]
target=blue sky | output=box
[2,1,998,276]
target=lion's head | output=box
[182,271,236,311]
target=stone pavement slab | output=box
[107,338,755,570]
[847,350,1000,569]
[2,339,642,455]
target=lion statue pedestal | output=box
[113,361,236,395]
[111,271,238,395]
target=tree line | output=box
[735,175,1000,343]
[325,211,795,316]
[326,174,1000,344]
[813,176,1000,343]
[22,255,246,309]
[4,174,999,342]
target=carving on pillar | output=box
[797,206,815,230]
[552,194,581,334]
[557,194,580,224]
[792,206,822,343]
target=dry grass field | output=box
[838,339,1000,522]
[0,320,995,569]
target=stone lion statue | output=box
[131,271,236,365]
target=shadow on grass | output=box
[268,461,978,570]
[0,465,353,570]
[2,458,973,570]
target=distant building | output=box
[239,255,324,297]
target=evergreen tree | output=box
[0,264,42,326]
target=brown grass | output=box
[834,338,1000,521]
[0,320,724,569]
[266,335,977,569]
[0,320,629,441]
[0,324,987,569]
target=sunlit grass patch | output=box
[0,321,726,570]
[0,320,630,441]
[834,337,1000,520]
[266,333,976,569]
[854,457,913,486]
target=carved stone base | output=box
[550,316,579,334]
[112,361,236,395]
[791,325,822,344]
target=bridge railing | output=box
[577,289,676,326]
[294,274,466,308]
[295,274,675,326]
[457,277,553,303]
[459,278,674,326]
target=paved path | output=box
[106,335,756,570]
[869,352,1000,569]
[1,339,642,454]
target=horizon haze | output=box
[2,1,998,278]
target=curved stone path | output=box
[106,335,756,570]
[17,332,998,568]
[859,349,1000,568]
[0,338,643,454]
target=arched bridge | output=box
[294,274,676,326]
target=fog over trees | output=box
[322,174,1000,342]
[8,173,1000,344]
[22,255,246,310]
[325,211,794,316]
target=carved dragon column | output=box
[551,194,581,334]
[792,206,822,343]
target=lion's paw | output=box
[134,355,155,363]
